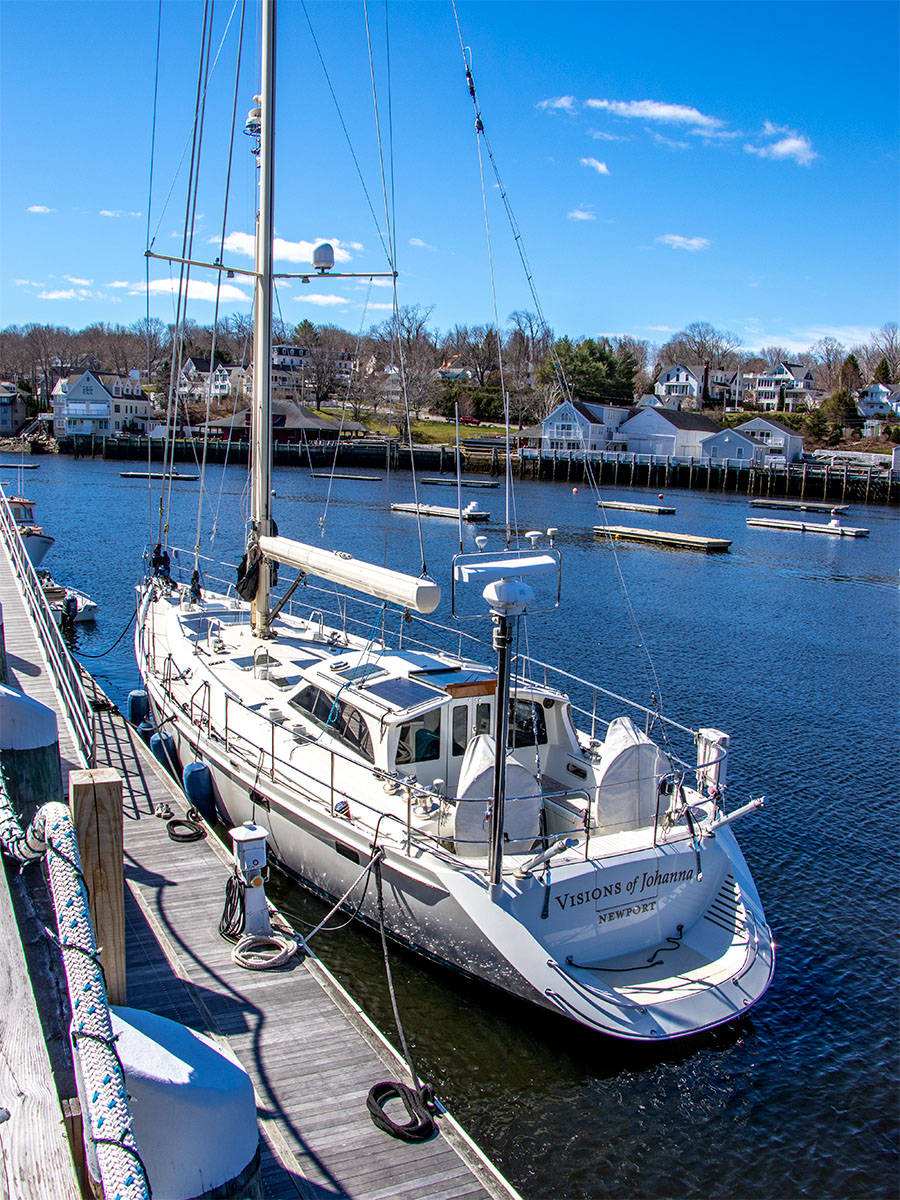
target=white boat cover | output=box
[450,734,542,856]
[594,716,672,833]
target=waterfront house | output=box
[856,382,900,419]
[750,362,816,411]
[654,363,736,407]
[0,383,28,435]
[733,417,804,463]
[701,428,766,465]
[51,370,150,437]
[617,408,721,457]
[177,358,248,403]
[539,399,633,456]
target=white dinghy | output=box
[135,0,773,1041]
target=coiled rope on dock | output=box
[0,769,151,1200]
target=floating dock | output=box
[594,525,731,552]
[392,501,490,521]
[420,478,500,489]
[309,472,382,481]
[0,530,519,1200]
[749,499,849,514]
[120,471,198,480]
[0,461,39,469]
[747,517,868,537]
[597,500,675,514]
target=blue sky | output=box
[1,0,897,354]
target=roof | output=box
[630,409,721,432]
[737,417,798,436]
[571,400,636,424]
[202,398,367,434]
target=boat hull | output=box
[141,653,775,1041]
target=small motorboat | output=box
[6,494,54,567]
[37,570,98,625]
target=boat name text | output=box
[554,867,694,912]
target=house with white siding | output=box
[51,370,150,437]
[539,399,634,455]
[617,408,721,457]
[750,362,816,411]
[654,363,736,406]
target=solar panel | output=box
[365,677,439,710]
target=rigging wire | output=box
[145,0,163,549]
[193,0,247,573]
[450,0,670,724]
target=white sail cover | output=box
[259,535,441,613]
[594,716,672,833]
[449,734,542,857]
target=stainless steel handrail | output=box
[0,490,94,765]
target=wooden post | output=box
[69,769,126,1007]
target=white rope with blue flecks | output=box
[0,770,151,1200]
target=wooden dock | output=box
[594,525,731,552]
[420,479,499,489]
[0,534,519,1200]
[309,473,382,481]
[392,502,490,522]
[746,517,869,537]
[596,500,675,514]
[749,499,848,514]
[120,471,198,480]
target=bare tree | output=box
[661,321,742,368]
[809,336,845,391]
[871,321,900,382]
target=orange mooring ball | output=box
[573,487,578,494]
[658,493,664,499]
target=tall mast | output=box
[250,0,276,635]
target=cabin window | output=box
[508,699,547,748]
[451,705,468,756]
[396,709,441,764]
[475,702,492,735]
[289,685,373,762]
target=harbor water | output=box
[5,453,897,1200]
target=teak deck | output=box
[0,540,518,1200]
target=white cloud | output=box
[646,325,677,333]
[143,279,251,303]
[293,293,348,307]
[568,208,596,221]
[744,126,817,166]
[38,289,78,300]
[366,302,395,311]
[65,275,93,286]
[586,98,723,131]
[219,231,355,265]
[27,205,53,213]
[409,237,435,250]
[100,209,123,218]
[650,132,689,151]
[580,157,610,176]
[657,234,711,252]
[537,95,577,114]
[588,129,626,142]
[15,279,44,287]
[108,280,130,288]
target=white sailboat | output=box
[135,0,773,1040]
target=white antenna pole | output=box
[251,0,276,635]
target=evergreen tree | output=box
[874,357,892,385]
